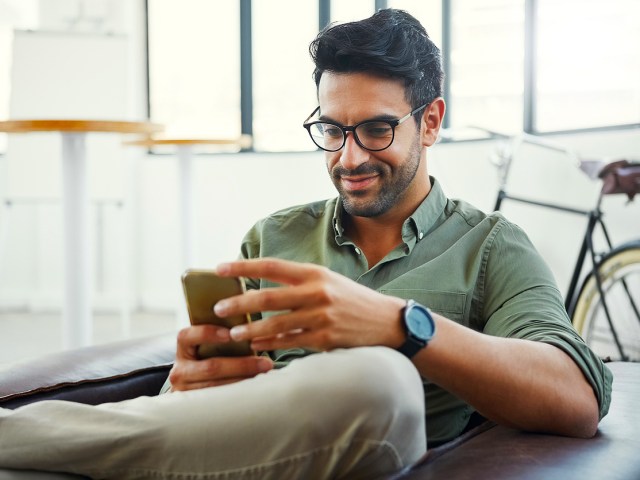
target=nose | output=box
[339,132,369,170]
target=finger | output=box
[251,329,326,352]
[216,258,324,286]
[251,329,347,351]
[171,376,261,392]
[214,285,312,321]
[229,308,326,342]
[169,355,273,387]
[176,325,231,358]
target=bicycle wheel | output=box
[572,241,640,361]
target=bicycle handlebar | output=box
[438,127,639,195]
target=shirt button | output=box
[354,247,361,255]
[418,232,424,240]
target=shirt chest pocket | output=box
[379,288,467,322]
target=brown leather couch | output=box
[1,335,638,479]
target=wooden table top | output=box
[0,119,164,134]
[124,134,252,149]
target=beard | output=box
[330,135,422,218]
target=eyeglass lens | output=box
[309,121,395,152]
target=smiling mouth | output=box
[341,175,378,192]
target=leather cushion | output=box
[394,362,640,480]
[0,334,175,409]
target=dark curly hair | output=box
[309,9,443,112]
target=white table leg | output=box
[0,200,11,292]
[177,145,195,269]
[61,132,92,348]
[120,151,139,339]
[176,144,195,328]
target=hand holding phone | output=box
[181,269,255,358]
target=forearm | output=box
[414,314,599,437]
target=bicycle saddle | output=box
[598,159,640,200]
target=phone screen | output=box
[181,269,254,358]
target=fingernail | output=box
[214,300,228,315]
[215,263,230,274]
[216,328,230,340]
[258,358,273,372]
[230,325,247,340]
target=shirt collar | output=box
[332,176,448,245]
[403,176,447,243]
[332,199,346,240]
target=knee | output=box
[351,347,425,421]
[333,347,423,410]
[287,347,425,430]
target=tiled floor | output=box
[0,309,178,370]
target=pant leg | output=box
[0,346,426,479]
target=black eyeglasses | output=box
[302,103,428,152]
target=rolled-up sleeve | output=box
[481,221,613,419]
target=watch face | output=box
[407,305,435,340]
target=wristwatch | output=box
[397,300,436,358]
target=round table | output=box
[0,119,164,348]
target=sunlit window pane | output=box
[331,0,374,24]
[252,0,318,152]
[148,1,240,142]
[449,0,524,135]
[535,0,640,132]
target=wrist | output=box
[386,296,408,349]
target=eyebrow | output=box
[318,112,401,125]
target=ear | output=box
[421,98,446,147]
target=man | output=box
[0,8,611,480]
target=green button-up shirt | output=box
[240,177,612,445]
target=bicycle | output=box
[485,132,640,362]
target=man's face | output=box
[317,72,427,218]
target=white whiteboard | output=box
[10,29,129,118]
[7,29,131,199]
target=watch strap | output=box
[397,300,433,359]
[397,336,425,358]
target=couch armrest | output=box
[0,334,175,409]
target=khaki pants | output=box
[0,347,427,479]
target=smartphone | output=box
[181,269,254,358]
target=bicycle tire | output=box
[572,241,640,361]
